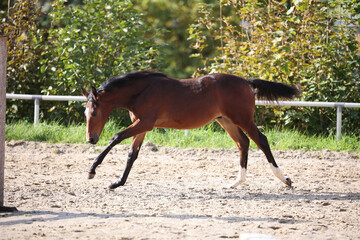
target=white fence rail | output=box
[6,93,360,140]
[6,94,86,126]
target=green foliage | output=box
[2,0,359,136]
[188,0,360,135]
[1,0,46,122]
[42,0,164,122]
[2,0,164,123]
[133,0,203,78]
[44,0,162,93]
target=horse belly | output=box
[154,99,220,130]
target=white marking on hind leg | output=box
[228,167,246,188]
[269,163,291,186]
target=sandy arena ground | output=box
[1,140,359,239]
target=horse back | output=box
[144,73,255,129]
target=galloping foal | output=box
[81,71,299,190]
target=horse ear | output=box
[91,86,98,100]
[81,87,89,98]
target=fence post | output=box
[185,129,190,137]
[34,98,40,125]
[0,36,17,212]
[336,104,343,141]
[0,36,6,208]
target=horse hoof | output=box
[227,181,243,189]
[88,173,96,179]
[285,177,292,188]
[108,183,119,190]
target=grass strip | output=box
[5,120,360,152]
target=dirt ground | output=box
[1,140,360,240]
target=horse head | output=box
[81,87,111,144]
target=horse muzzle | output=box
[87,134,99,145]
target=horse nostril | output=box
[87,134,99,144]
[88,136,99,144]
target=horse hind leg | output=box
[216,117,249,188]
[244,122,292,187]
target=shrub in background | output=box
[2,0,164,124]
[1,0,45,122]
[188,0,360,135]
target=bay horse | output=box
[81,70,299,190]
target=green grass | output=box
[5,120,360,152]
[261,128,360,152]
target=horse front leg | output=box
[108,132,146,189]
[88,130,126,179]
[88,146,112,179]
[87,118,153,187]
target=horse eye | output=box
[92,111,97,117]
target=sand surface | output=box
[1,140,360,239]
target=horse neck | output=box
[100,79,149,111]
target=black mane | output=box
[98,70,167,92]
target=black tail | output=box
[247,78,300,101]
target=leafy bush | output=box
[1,0,46,122]
[133,0,202,79]
[188,0,360,135]
[2,0,164,123]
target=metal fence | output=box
[6,93,360,140]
